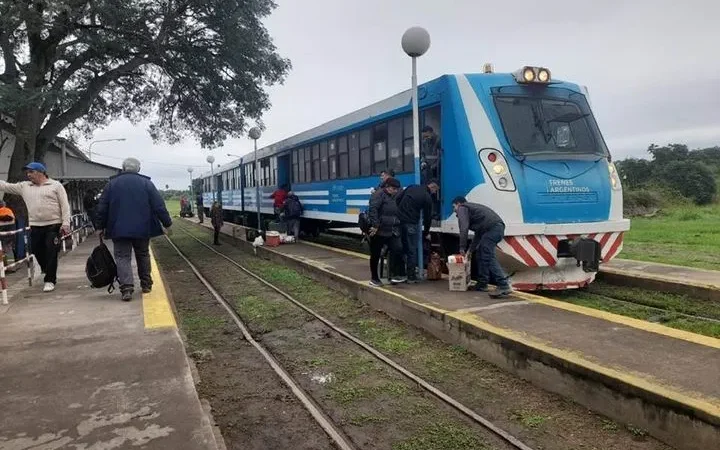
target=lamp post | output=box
[206,155,216,202]
[249,127,262,232]
[88,138,126,161]
[402,26,431,280]
[187,167,194,213]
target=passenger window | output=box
[312,144,320,181]
[292,150,299,183]
[373,123,387,174]
[328,139,337,180]
[349,132,360,177]
[320,141,329,180]
[360,129,372,176]
[304,147,312,182]
[298,148,306,182]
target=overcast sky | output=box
[77,0,720,190]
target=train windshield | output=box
[493,90,609,158]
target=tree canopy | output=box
[0,0,291,176]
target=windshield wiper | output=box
[548,112,590,124]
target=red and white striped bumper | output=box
[497,232,624,268]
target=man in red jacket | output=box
[270,184,288,218]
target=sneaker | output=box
[121,289,133,302]
[474,284,489,292]
[141,286,152,294]
[43,282,55,292]
[369,279,383,287]
[489,287,513,298]
[406,277,419,284]
[390,276,407,284]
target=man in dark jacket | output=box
[395,179,439,282]
[281,191,303,239]
[96,158,172,301]
[196,192,204,223]
[367,177,403,286]
[453,196,512,297]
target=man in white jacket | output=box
[0,162,71,292]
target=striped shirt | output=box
[0,179,71,227]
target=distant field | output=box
[620,204,720,271]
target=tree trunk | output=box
[5,106,42,224]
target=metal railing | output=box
[0,227,34,305]
[0,213,95,305]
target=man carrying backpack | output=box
[95,158,172,301]
[395,179,439,282]
[281,191,303,240]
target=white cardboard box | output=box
[448,259,471,291]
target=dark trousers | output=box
[401,223,419,280]
[369,234,402,281]
[474,223,510,289]
[113,238,151,291]
[197,206,204,223]
[213,226,221,244]
[286,218,300,238]
[31,224,61,284]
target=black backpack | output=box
[285,197,303,218]
[86,241,118,293]
[358,210,371,235]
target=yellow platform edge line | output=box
[143,246,177,329]
[300,239,720,349]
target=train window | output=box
[403,137,414,171]
[360,129,372,176]
[292,150,299,183]
[320,141,329,181]
[338,135,348,179]
[312,144,320,181]
[328,139,337,180]
[373,123,388,174]
[403,115,413,139]
[349,132,360,177]
[298,148,306,182]
[305,147,313,182]
[388,118,403,173]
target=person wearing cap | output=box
[95,157,172,301]
[0,162,71,292]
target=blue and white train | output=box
[196,66,630,290]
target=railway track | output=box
[167,222,535,450]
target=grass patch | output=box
[348,413,389,426]
[234,293,294,332]
[391,422,488,450]
[180,312,226,347]
[622,204,720,270]
[354,319,419,354]
[510,410,549,429]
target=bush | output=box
[623,189,664,216]
[654,161,717,205]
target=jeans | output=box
[113,238,151,291]
[369,234,403,281]
[213,227,221,244]
[401,223,419,280]
[197,206,204,223]
[31,224,61,284]
[286,218,300,238]
[473,223,510,289]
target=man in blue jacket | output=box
[95,157,172,301]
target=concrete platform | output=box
[0,237,221,450]
[191,219,720,450]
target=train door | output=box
[422,106,442,223]
[277,153,291,189]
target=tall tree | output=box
[0,0,291,186]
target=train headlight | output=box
[498,177,508,189]
[538,68,551,82]
[493,164,505,175]
[523,67,535,82]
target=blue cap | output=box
[23,162,47,172]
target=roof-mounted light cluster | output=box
[513,66,551,84]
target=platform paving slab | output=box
[0,238,220,450]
